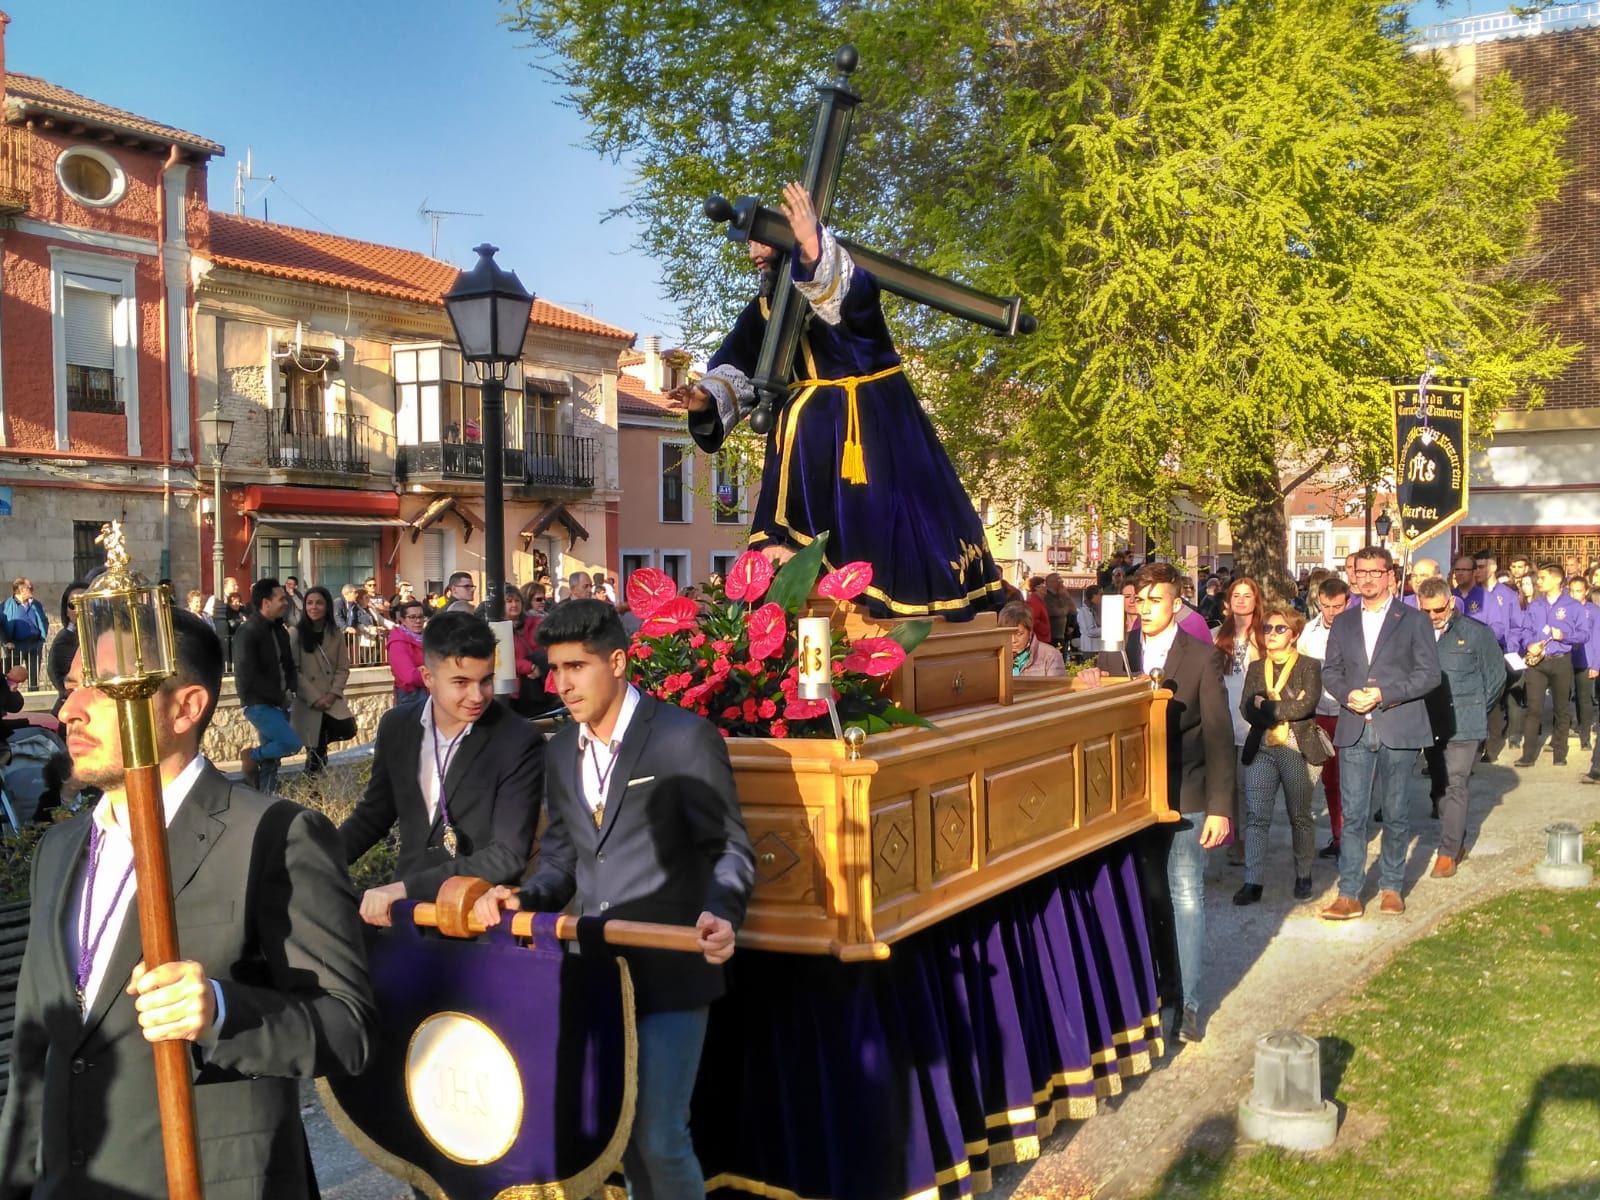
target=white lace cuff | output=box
[792,226,853,326]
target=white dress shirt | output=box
[577,684,641,822]
[1361,596,1393,665]
[416,698,478,825]
[66,754,205,1018]
[1141,621,1180,677]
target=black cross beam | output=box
[704,45,1035,434]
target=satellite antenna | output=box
[418,198,483,258]
[234,146,276,218]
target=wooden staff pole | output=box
[118,692,205,1200]
[419,877,706,955]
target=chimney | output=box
[0,11,11,105]
[643,334,662,391]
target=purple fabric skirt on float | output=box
[694,841,1164,1200]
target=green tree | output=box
[507,0,1574,585]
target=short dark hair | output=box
[1131,562,1181,595]
[250,577,282,610]
[422,611,497,662]
[286,575,299,585]
[1317,577,1351,601]
[448,571,473,588]
[164,609,224,739]
[1538,561,1564,577]
[536,598,627,655]
[60,580,89,625]
[397,599,427,621]
[1475,551,1498,566]
[1353,545,1393,570]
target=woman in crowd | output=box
[1078,585,1103,643]
[1234,605,1327,905]
[290,586,357,776]
[502,587,548,717]
[388,599,428,707]
[999,601,1066,678]
[46,581,88,718]
[1215,575,1267,864]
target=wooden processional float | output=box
[322,613,1178,1200]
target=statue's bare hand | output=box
[780,181,822,269]
[666,384,712,413]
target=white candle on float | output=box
[1101,594,1125,647]
[491,620,518,695]
[798,617,831,700]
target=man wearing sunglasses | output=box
[1320,546,1441,918]
[1417,577,1504,878]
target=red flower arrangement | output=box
[623,534,931,739]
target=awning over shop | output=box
[520,503,589,550]
[240,485,400,518]
[239,513,409,567]
[408,496,486,543]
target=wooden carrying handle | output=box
[413,877,705,955]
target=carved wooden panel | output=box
[1118,728,1147,807]
[1082,737,1114,823]
[743,807,822,910]
[930,778,975,881]
[986,752,1076,856]
[912,652,1003,715]
[871,796,918,903]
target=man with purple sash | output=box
[1513,562,1589,767]
[671,182,1002,620]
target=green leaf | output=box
[879,704,936,730]
[764,534,830,615]
[886,619,934,654]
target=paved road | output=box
[307,743,1597,1199]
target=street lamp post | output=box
[1374,509,1393,549]
[197,404,233,601]
[443,244,534,624]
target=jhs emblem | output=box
[1556,606,1567,620]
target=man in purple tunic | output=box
[670,182,1002,620]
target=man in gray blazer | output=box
[1320,546,1442,919]
[476,599,754,1199]
[339,612,545,926]
[0,610,374,1199]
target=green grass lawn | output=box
[1141,880,1600,1199]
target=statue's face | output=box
[747,240,778,272]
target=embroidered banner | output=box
[319,905,636,1200]
[1390,375,1470,548]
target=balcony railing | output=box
[0,126,31,215]
[267,407,373,474]
[397,433,595,491]
[524,433,595,489]
[66,366,122,415]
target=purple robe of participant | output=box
[689,225,1002,620]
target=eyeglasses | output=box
[455,583,476,591]
[1351,569,1387,579]
[1263,623,1293,634]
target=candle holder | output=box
[1535,822,1592,888]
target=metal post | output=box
[211,455,225,598]
[481,373,505,623]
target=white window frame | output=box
[56,146,129,209]
[658,438,693,524]
[50,248,140,454]
[658,550,691,590]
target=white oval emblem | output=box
[406,1012,523,1165]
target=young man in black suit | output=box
[340,611,545,927]
[0,610,374,1198]
[475,599,755,1199]
[1078,563,1234,1045]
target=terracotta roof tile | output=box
[208,212,634,341]
[617,373,681,419]
[4,72,223,156]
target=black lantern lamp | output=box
[1374,510,1393,542]
[443,245,534,631]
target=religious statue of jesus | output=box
[669,182,1003,620]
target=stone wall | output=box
[199,665,396,766]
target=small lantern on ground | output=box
[1535,822,1592,888]
[1237,1029,1339,1151]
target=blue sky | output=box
[7,0,684,345]
[8,0,1497,349]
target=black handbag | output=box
[321,712,359,744]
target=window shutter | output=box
[64,287,115,370]
[423,530,444,584]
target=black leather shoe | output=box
[1318,839,1341,859]
[1514,757,1538,768]
[1233,883,1263,906]
[1293,876,1314,900]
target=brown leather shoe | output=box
[240,746,259,789]
[1320,896,1363,921]
[1379,889,1405,914]
[1431,855,1457,879]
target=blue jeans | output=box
[624,1007,709,1200]
[1336,722,1414,897]
[242,704,303,762]
[1166,812,1208,1014]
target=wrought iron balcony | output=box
[524,433,596,490]
[397,440,525,484]
[0,126,31,216]
[267,407,373,474]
